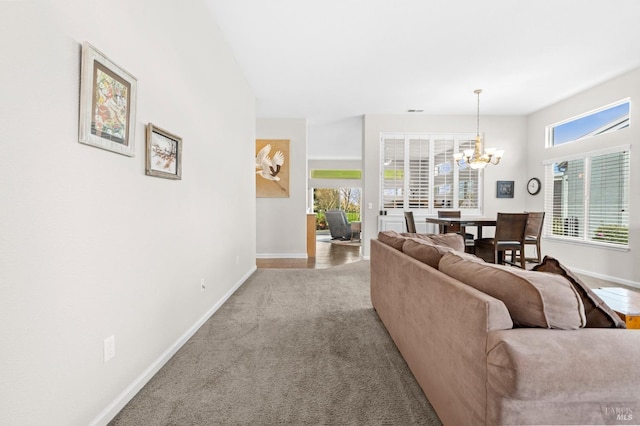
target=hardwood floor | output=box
[256,234,361,269]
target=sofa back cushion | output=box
[377,230,407,251]
[533,256,626,328]
[379,230,465,252]
[403,237,480,269]
[401,232,465,252]
[439,252,586,329]
[402,238,453,268]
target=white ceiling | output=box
[205,0,640,123]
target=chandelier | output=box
[453,89,504,170]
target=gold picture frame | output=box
[79,42,137,156]
[146,124,182,180]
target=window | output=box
[547,100,630,146]
[381,133,481,214]
[543,146,630,247]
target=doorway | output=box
[312,187,361,232]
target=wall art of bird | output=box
[255,144,285,181]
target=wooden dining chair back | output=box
[475,213,528,268]
[524,211,545,264]
[437,210,461,233]
[404,211,417,233]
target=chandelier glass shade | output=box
[453,89,503,170]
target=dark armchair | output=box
[325,210,353,240]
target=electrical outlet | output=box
[104,335,115,363]
[368,203,373,209]
[236,256,240,265]
[200,278,206,292]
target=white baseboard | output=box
[568,265,640,289]
[90,265,257,426]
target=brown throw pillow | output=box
[439,252,586,329]
[533,256,626,328]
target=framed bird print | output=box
[256,139,289,197]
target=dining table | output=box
[424,216,497,239]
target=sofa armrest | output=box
[487,328,640,424]
[371,239,513,425]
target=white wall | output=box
[362,114,527,258]
[307,117,363,160]
[256,118,308,257]
[526,68,640,287]
[0,1,256,424]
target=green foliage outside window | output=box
[592,225,628,245]
[313,188,361,230]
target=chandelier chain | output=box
[475,89,482,138]
[453,88,503,170]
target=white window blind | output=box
[408,137,430,209]
[543,146,630,247]
[382,137,405,209]
[457,137,480,210]
[433,137,454,209]
[381,133,481,214]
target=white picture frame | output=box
[79,42,137,156]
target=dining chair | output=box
[523,211,545,264]
[474,213,528,268]
[438,210,475,252]
[404,211,417,233]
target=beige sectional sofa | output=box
[371,231,640,425]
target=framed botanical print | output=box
[145,124,182,180]
[79,42,137,156]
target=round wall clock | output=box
[527,177,541,195]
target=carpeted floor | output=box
[109,261,441,425]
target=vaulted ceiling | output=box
[206,0,640,123]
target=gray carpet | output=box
[110,261,441,425]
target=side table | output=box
[592,287,640,329]
[350,221,361,242]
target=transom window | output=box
[547,100,630,146]
[381,133,481,215]
[543,145,630,248]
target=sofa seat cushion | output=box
[533,256,626,328]
[487,328,640,402]
[439,252,586,329]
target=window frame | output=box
[380,132,483,216]
[546,99,630,148]
[542,144,631,250]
